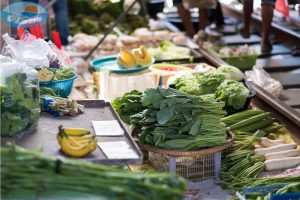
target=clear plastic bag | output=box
[2,32,50,68]
[0,55,40,137]
[2,32,74,70]
[183,0,217,9]
[245,65,283,97]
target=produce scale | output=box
[1,0,300,199]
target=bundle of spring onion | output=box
[221,130,266,190]
[1,144,186,200]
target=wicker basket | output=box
[140,132,234,181]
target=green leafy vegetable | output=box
[1,73,39,136]
[131,87,227,150]
[112,90,146,124]
[216,65,244,81]
[215,80,249,110]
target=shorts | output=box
[173,0,183,6]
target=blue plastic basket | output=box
[39,74,77,97]
[236,184,300,200]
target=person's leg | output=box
[213,2,225,27]
[199,8,208,30]
[242,0,253,38]
[53,0,69,45]
[176,4,195,37]
[261,0,275,52]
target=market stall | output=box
[1,0,300,200]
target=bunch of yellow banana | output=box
[57,125,97,158]
[117,46,153,69]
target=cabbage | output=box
[215,80,249,110]
[217,65,244,81]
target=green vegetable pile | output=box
[38,67,76,82]
[112,90,146,124]
[175,72,250,110]
[130,87,227,150]
[67,1,147,35]
[148,41,191,60]
[220,109,298,198]
[215,80,250,110]
[175,72,225,95]
[1,144,186,200]
[1,73,40,136]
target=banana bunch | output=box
[57,125,97,158]
[117,45,153,69]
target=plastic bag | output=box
[2,32,50,68]
[183,0,217,9]
[0,55,40,137]
[2,32,74,70]
[245,65,283,97]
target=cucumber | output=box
[238,118,275,133]
[221,109,264,126]
[261,122,283,133]
[229,113,270,131]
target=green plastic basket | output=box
[209,48,257,71]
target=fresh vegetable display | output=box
[57,125,97,158]
[130,87,227,150]
[148,41,191,60]
[1,71,40,137]
[1,144,186,200]
[38,67,76,82]
[40,87,84,117]
[220,109,300,199]
[112,90,145,124]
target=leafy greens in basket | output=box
[130,87,227,150]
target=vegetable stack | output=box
[1,144,186,200]
[131,87,227,150]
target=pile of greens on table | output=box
[114,87,227,150]
[1,144,186,200]
[175,71,249,110]
[1,72,40,136]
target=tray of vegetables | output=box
[1,99,143,165]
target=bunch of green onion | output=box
[1,144,186,200]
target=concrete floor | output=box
[185,180,232,200]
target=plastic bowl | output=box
[39,74,77,97]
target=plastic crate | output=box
[148,151,221,181]
[39,74,77,97]
[208,48,257,71]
